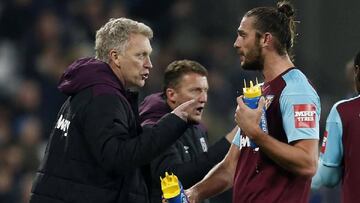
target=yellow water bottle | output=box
[160,172,189,203]
[243,79,268,149]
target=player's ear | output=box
[261,32,272,48]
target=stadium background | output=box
[0,0,359,202]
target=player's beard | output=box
[241,39,264,71]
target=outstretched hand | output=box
[171,99,196,122]
[171,94,204,123]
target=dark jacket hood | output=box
[58,57,125,95]
[139,92,171,126]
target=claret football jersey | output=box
[320,95,360,203]
[232,68,320,203]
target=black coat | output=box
[30,58,189,203]
[139,93,230,203]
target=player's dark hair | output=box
[245,1,296,57]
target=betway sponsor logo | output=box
[56,114,70,137]
[293,104,316,128]
[240,136,259,152]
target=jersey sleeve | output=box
[280,70,321,143]
[311,160,342,190]
[279,80,321,143]
[320,104,343,167]
[280,93,320,142]
[311,103,344,190]
[232,128,241,148]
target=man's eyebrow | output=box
[237,30,246,35]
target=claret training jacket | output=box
[30,57,190,203]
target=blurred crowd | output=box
[0,0,351,202]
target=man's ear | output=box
[165,88,177,104]
[262,32,272,48]
[110,50,121,67]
